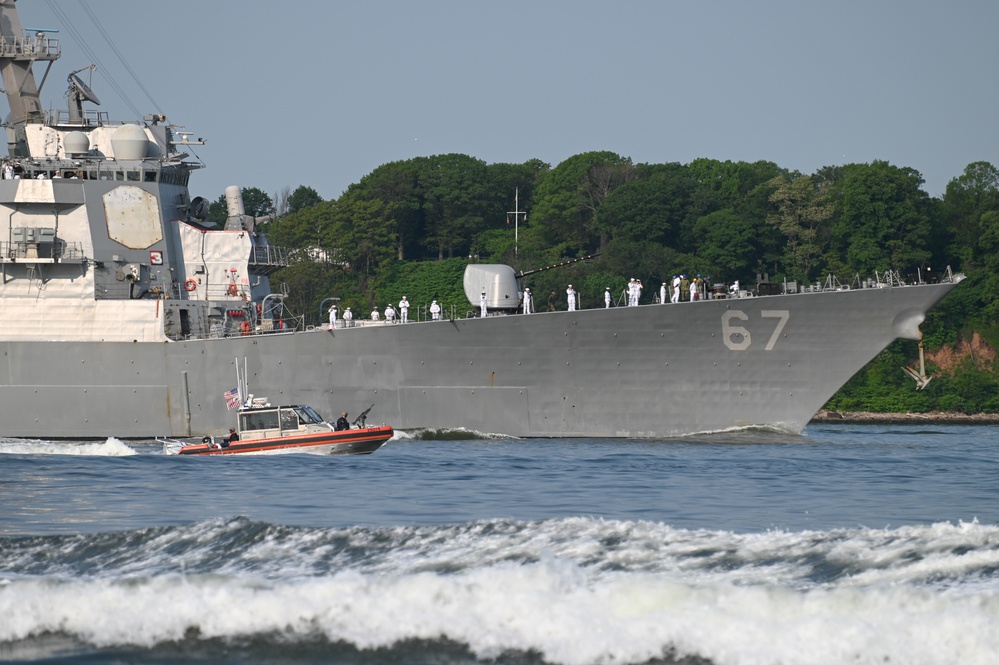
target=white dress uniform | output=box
[566,285,577,311]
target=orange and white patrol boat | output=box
[160,362,392,456]
[162,402,392,456]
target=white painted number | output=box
[761,310,790,351]
[722,309,789,351]
[721,310,751,351]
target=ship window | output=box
[280,409,300,431]
[115,171,124,181]
[144,171,157,182]
[127,171,140,181]
[296,406,324,424]
[240,410,279,431]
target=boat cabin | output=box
[237,404,330,440]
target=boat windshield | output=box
[295,405,324,424]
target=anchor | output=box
[901,339,933,390]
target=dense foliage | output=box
[241,154,999,414]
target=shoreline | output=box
[810,410,999,425]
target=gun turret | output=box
[353,404,374,428]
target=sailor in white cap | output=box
[385,303,396,322]
[430,299,441,320]
[343,306,353,327]
[604,287,611,308]
[370,306,380,321]
[327,303,338,329]
[566,284,577,311]
[480,290,488,318]
[522,287,532,315]
[671,274,681,303]
[399,296,409,323]
[660,280,667,305]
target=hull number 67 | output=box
[721,310,790,351]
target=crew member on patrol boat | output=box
[335,412,350,431]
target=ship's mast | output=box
[0,0,60,158]
[506,188,526,257]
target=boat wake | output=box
[0,437,138,456]
[394,427,520,441]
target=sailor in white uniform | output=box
[328,304,338,329]
[522,288,532,314]
[385,304,396,322]
[566,284,577,311]
[430,299,441,320]
[480,291,488,318]
[671,275,681,303]
[660,281,667,304]
[371,306,380,321]
[343,307,353,327]
[605,288,611,308]
[399,296,409,323]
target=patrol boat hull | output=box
[167,425,394,456]
[0,278,960,439]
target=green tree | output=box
[266,200,338,255]
[597,163,692,247]
[287,186,324,214]
[827,161,931,275]
[684,159,783,255]
[692,209,758,281]
[349,161,423,260]
[531,151,635,254]
[940,161,999,270]
[766,174,835,283]
[331,195,395,291]
[416,154,490,260]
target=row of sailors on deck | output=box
[328,296,444,328]
[603,275,717,307]
[518,276,725,313]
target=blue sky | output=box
[21,1,999,205]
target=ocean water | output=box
[1,424,997,665]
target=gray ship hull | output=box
[0,280,959,439]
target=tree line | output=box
[208,152,999,414]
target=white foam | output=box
[0,437,137,456]
[2,560,998,664]
[392,427,519,441]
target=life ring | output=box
[202,436,212,444]
[239,320,252,335]
[226,282,238,296]
[184,279,197,292]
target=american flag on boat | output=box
[224,388,241,410]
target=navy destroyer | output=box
[0,1,963,439]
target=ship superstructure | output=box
[0,0,287,347]
[0,1,964,439]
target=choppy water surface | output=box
[1,424,997,664]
